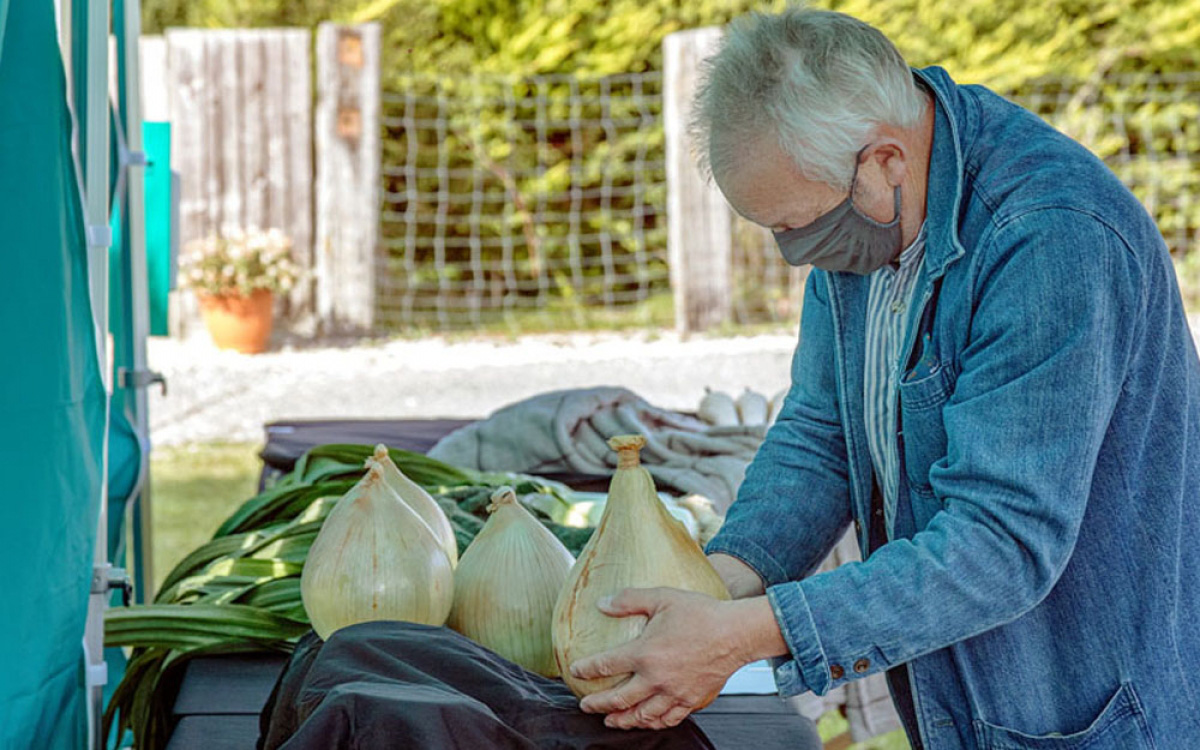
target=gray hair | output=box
[691,7,926,191]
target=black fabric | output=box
[260,419,475,472]
[258,622,716,750]
[257,419,612,493]
[867,482,922,750]
[885,665,922,750]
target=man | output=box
[568,7,1200,749]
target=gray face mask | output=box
[772,152,902,275]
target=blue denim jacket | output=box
[707,66,1200,749]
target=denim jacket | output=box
[706,66,1200,749]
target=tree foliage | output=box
[142,0,1200,325]
[142,0,1200,85]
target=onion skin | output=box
[552,435,730,700]
[448,487,575,677]
[300,465,454,640]
[698,388,740,427]
[368,444,459,567]
[735,388,770,426]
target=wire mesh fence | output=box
[1008,72,1200,257]
[378,72,668,331]
[378,70,1200,332]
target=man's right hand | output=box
[707,553,767,599]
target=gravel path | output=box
[148,313,1200,447]
[148,329,799,446]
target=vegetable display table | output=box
[159,417,824,749]
[165,653,823,750]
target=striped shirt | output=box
[864,226,927,525]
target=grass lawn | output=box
[389,290,678,340]
[147,439,910,750]
[147,441,262,594]
[818,713,911,749]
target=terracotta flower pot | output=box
[198,289,275,354]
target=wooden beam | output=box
[314,22,382,333]
[663,27,733,333]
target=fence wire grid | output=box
[379,72,668,330]
[379,70,1200,331]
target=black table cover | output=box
[259,622,716,750]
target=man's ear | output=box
[870,140,908,187]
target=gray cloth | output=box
[427,387,764,511]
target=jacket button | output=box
[854,519,862,534]
[853,659,871,674]
[830,664,845,680]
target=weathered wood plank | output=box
[663,27,733,333]
[200,32,221,242]
[262,32,288,237]
[283,29,315,328]
[314,22,381,332]
[165,28,206,337]
[217,30,244,233]
[242,32,268,233]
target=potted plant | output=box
[181,228,300,354]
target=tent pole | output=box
[120,0,155,603]
[82,0,112,746]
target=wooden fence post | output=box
[314,22,381,333]
[664,27,733,333]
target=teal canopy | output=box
[0,0,106,746]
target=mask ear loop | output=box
[850,145,870,187]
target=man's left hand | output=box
[569,587,762,730]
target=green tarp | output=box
[144,122,173,337]
[0,0,106,746]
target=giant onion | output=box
[300,464,454,639]
[552,434,730,699]
[448,486,575,676]
[367,444,459,567]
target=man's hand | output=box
[708,553,767,599]
[569,587,787,730]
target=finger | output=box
[600,587,671,617]
[607,694,678,730]
[570,643,640,682]
[658,703,693,728]
[579,675,655,715]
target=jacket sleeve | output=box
[765,210,1144,697]
[706,269,854,588]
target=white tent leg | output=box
[120,0,154,603]
[82,0,112,745]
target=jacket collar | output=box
[911,66,969,281]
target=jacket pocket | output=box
[897,361,953,497]
[972,682,1157,750]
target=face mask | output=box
[772,151,902,275]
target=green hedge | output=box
[144,0,1200,323]
[143,0,1200,84]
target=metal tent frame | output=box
[53,0,152,746]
